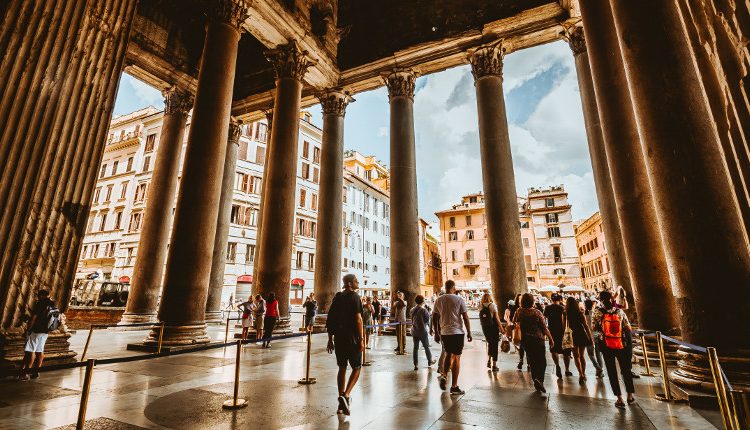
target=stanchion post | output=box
[640,334,655,376]
[298,329,317,384]
[80,326,94,362]
[654,331,677,402]
[157,323,165,354]
[708,347,734,429]
[224,317,231,344]
[76,359,96,430]
[729,389,749,430]
[222,340,248,409]
[362,324,372,367]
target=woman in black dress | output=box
[565,297,593,384]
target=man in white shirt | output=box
[431,280,472,395]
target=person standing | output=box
[239,296,255,341]
[565,297,593,384]
[505,293,525,369]
[326,274,365,416]
[544,293,572,379]
[303,293,317,330]
[362,296,374,348]
[592,290,635,408]
[513,293,555,393]
[432,280,472,395]
[252,294,265,343]
[19,290,59,380]
[479,292,502,371]
[393,291,407,353]
[371,295,381,334]
[584,297,605,378]
[410,295,436,370]
[262,293,279,348]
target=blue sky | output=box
[114,40,597,226]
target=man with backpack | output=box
[19,289,60,380]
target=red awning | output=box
[118,276,130,283]
[291,278,305,286]
[237,274,253,283]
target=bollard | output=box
[76,359,96,430]
[157,323,165,354]
[729,389,749,430]
[640,334,655,377]
[708,347,734,429]
[654,332,678,402]
[298,329,317,385]
[80,326,95,362]
[362,324,372,367]
[222,340,248,409]
[224,317,231,344]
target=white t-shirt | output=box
[433,294,468,335]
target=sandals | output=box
[615,399,626,409]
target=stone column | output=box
[145,0,247,346]
[579,0,679,334]
[610,0,750,389]
[468,45,527,307]
[565,27,635,318]
[205,120,242,324]
[313,90,352,316]
[254,43,313,328]
[0,0,138,362]
[121,89,193,325]
[384,70,421,308]
[252,109,273,294]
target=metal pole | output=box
[298,329,317,384]
[80,327,94,362]
[157,323,165,354]
[654,332,674,401]
[225,317,231,344]
[363,323,372,366]
[76,359,96,430]
[640,334,655,376]
[729,389,749,430]
[222,340,248,409]
[708,347,733,429]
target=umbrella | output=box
[562,285,584,293]
[539,285,560,292]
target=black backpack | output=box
[42,301,61,332]
[479,305,496,331]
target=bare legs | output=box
[573,345,587,382]
[337,366,361,397]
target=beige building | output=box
[575,211,612,291]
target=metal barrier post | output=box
[640,334,655,376]
[224,317,231,344]
[395,323,406,355]
[222,340,248,409]
[708,347,734,429]
[362,324,372,366]
[654,331,675,401]
[298,329,317,384]
[157,323,165,354]
[76,359,96,430]
[729,390,749,430]
[80,326,94,362]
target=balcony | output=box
[463,259,479,267]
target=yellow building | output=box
[575,211,613,291]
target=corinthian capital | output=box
[265,42,316,81]
[163,88,194,115]
[207,0,250,29]
[566,26,586,56]
[228,120,242,145]
[383,69,417,100]
[318,89,353,117]
[469,43,505,80]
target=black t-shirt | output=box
[326,290,363,345]
[31,298,54,334]
[372,300,381,316]
[544,303,565,335]
[303,299,317,317]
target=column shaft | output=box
[580,0,678,333]
[122,89,192,325]
[205,121,241,323]
[469,47,527,307]
[385,70,421,308]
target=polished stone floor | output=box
[0,321,719,429]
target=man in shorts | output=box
[326,274,364,415]
[432,280,472,395]
[20,289,55,380]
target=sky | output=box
[114,39,598,229]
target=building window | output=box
[126,156,134,172]
[520,221,529,229]
[547,227,561,238]
[524,255,533,271]
[301,162,310,179]
[523,237,530,248]
[299,189,307,208]
[144,133,156,152]
[126,248,135,265]
[105,242,116,257]
[469,267,476,275]
[255,145,266,164]
[313,147,320,164]
[92,244,100,258]
[466,230,474,240]
[313,167,319,184]
[128,212,143,232]
[552,245,562,263]
[134,183,148,203]
[296,251,304,269]
[449,232,457,241]
[120,182,128,200]
[81,245,88,260]
[343,258,348,268]
[527,276,535,282]
[311,193,318,211]
[554,268,566,275]
[111,160,119,176]
[452,268,459,276]
[302,140,310,159]
[465,249,474,263]
[545,197,555,207]
[142,155,151,172]
[226,242,237,263]
[465,215,472,226]
[104,185,113,202]
[545,213,559,223]
[93,187,101,204]
[449,217,455,228]
[308,253,314,270]
[114,211,123,230]
[238,139,248,160]
[246,244,255,264]
[373,265,378,273]
[99,164,107,178]
[98,213,108,231]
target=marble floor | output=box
[0,324,719,429]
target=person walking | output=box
[371,295,381,334]
[19,290,59,380]
[362,296,374,348]
[505,293,526,369]
[252,294,265,342]
[326,274,365,416]
[432,280,472,395]
[565,297,593,384]
[303,293,317,330]
[479,292,502,371]
[410,295,436,370]
[262,293,279,348]
[513,293,555,393]
[584,297,605,378]
[592,290,635,408]
[239,296,255,341]
[544,293,572,379]
[393,291,407,353]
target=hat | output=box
[507,300,515,306]
[551,293,562,301]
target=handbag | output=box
[562,317,574,350]
[512,323,522,347]
[500,334,511,353]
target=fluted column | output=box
[384,70,421,309]
[205,120,242,324]
[254,43,313,327]
[0,0,137,361]
[145,0,247,346]
[121,89,192,325]
[313,90,352,316]
[610,0,750,388]
[469,45,527,307]
[579,0,679,335]
[565,27,635,318]
[252,109,272,292]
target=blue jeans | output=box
[412,332,433,366]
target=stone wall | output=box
[65,306,126,330]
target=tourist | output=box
[393,291,407,353]
[584,297,605,378]
[362,296,374,348]
[507,293,526,369]
[326,274,365,415]
[478,292,502,371]
[410,294,435,370]
[303,293,317,330]
[379,301,388,335]
[592,290,635,408]
[432,280,472,395]
[262,292,279,348]
[239,296,255,341]
[253,294,265,342]
[19,289,59,380]
[371,295,381,334]
[544,293,572,379]
[565,297,593,384]
[513,293,554,393]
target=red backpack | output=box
[601,310,624,349]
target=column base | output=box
[142,323,210,347]
[0,329,76,375]
[672,347,750,393]
[118,312,158,329]
[204,311,224,325]
[312,315,328,333]
[272,317,292,335]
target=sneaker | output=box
[487,359,491,368]
[556,365,562,379]
[565,370,573,376]
[428,359,436,367]
[414,366,419,371]
[439,375,447,390]
[449,386,465,395]
[18,374,30,381]
[579,376,585,385]
[517,362,523,370]
[30,372,39,380]
[491,365,499,372]
[533,378,546,393]
[338,395,350,416]
[596,369,604,378]
[631,371,641,379]
[627,396,635,404]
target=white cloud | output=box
[127,75,162,106]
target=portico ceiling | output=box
[124,0,576,121]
